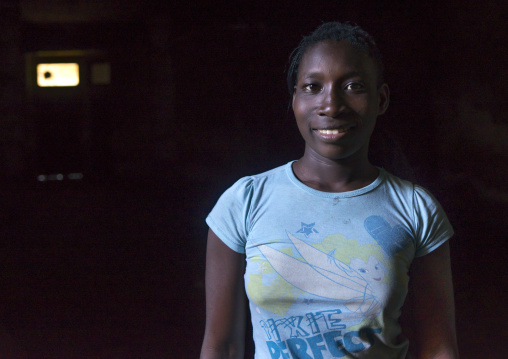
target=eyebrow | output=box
[300,70,365,80]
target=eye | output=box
[302,83,321,92]
[344,82,365,92]
[358,268,367,273]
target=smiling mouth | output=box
[316,128,349,135]
[314,124,355,137]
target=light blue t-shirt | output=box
[206,162,453,359]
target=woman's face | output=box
[292,40,389,163]
[350,257,386,283]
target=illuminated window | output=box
[37,63,80,87]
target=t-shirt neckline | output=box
[284,161,385,198]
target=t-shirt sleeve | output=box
[205,177,254,253]
[412,185,454,257]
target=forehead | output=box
[298,40,377,79]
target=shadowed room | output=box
[0,1,507,358]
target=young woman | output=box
[200,22,459,359]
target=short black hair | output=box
[287,22,384,95]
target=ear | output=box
[377,83,390,115]
[291,86,297,109]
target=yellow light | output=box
[37,63,80,87]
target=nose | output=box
[318,87,346,118]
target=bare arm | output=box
[200,229,246,359]
[407,241,459,359]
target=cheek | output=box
[295,119,310,139]
[292,103,307,127]
[292,100,304,118]
[292,95,315,115]
[293,101,315,129]
[350,97,371,114]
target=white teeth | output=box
[317,127,350,135]
[324,129,339,135]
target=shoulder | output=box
[381,169,413,188]
[248,162,289,183]
[384,173,453,256]
[381,169,437,199]
[206,163,292,251]
[227,163,289,194]
[381,169,446,215]
[378,169,415,199]
[214,163,290,207]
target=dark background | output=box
[0,0,507,358]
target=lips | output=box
[313,124,356,139]
[316,128,349,135]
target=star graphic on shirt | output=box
[296,222,319,237]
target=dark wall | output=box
[0,1,507,358]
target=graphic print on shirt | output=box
[296,222,319,237]
[246,217,411,357]
[364,215,411,255]
[249,231,389,317]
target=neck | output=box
[292,150,378,193]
